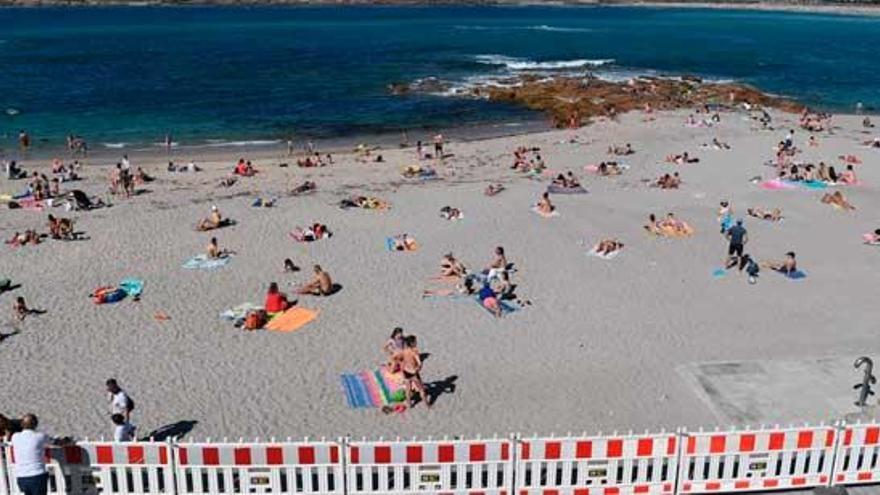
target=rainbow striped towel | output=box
[341,367,406,408]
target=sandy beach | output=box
[1,107,879,441]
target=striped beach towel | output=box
[341,367,406,408]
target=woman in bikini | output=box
[747,207,783,222]
[536,192,554,215]
[821,190,855,210]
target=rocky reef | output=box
[393,74,804,128]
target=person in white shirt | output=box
[121,154,131,171]
[106,378,133,422]
[10,414,61,495]
[111,414,136,442]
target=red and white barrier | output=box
[678,426,835,493]
[831,422,880,485]
[346,438,513,494]
[516,432,679,495]
[174,441,343,494]
[0,446,9,495]
[5,442,172,495]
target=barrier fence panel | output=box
[0,444,9,495]
[678,425,835,493]
[831,422,880,486]
[6,441,173,495]
[174,441,343,494]
[346,438,514,494]
[516,432,679,495]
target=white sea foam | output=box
[202,140,281,148]
[474,54,615,71]
[526,25,593,33]
[454,24,592,33]
[102,142,127,149]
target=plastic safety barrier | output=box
[346,438,513,494]
[516,432,679,495]
[831,422,880,485]
[174,441,343,494]
[6,442,172,495]
[678,425,835,493]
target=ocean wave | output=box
[454,24,592,33]
[200,139,281,148]
[474,54,615,71]
[102,142,128,149]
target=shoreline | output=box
[1,0,880,17]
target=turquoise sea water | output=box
[1,6,879,151]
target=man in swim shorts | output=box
[725,219,748,268]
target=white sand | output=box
[1,109,879,440]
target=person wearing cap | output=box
[197,205,223,231]
[725,219,748,268]
[10,414,68,495]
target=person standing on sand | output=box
[287,138,294,157]
[725,219,748,268]
[433,134,443,159]
[106,379,134,422]
[398,336,430,410]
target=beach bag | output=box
[244,310,266,331]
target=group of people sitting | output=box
[426,247,518,318]
[654,172,681,189]
[298,152,332,168]
[51,159,81,182]
[644,213,694,238]
[799,109,831,132]
[592,238,624,257]
[511,146,545,173]
[47,214,77,240]
[550,171,582,190]
[594,161,624,176]
[27,171,61,201]
[777,162,857,185]
[234,159,257,176]
[290,223,332,242]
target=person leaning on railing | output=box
[9,414,72,495]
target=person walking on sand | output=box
[19,130,30,153]
[433,134,444,159]
[10,414,68,495]
[725,219,748,268]
[106,379,134,422]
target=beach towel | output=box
[588,246,622,260]
[220,302,262,325]
[531,207,559,218]
[712,268,728,278]
[759,179,796,191]
[119,278,144,298]
[264,307,318,333]
[798,180,828,190]
[476,296,520,316]
[385,237,418,252]
[183,254,231,270]
[341,366,407,409]
[774,268,807,280]
[547,184,587,195]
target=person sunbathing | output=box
[6,230,40,247]
[864,137,880,148]
[667,152,699,165]
[594,238,624,256]
[439,206,462,221]
[821,190,855,210]
[264,282,291,315]
[535,192,555,215]
[391,233,417,251]
[484,183,505,196]
[607,143,634,156]
[47,214,75,240]
[296,265,333,296]
[707,138,731,150]
[218,176,237,188]
[197,206,225,231]
[839,165,858,185]
[290,181,316,195]
[283,258,300,272]
[658,213,692,237]
[597,161,622,176]
[747,207,783,222]
[655,173,681,189]
[863,229,880,245]
[763,251,797,275]
[478,283,503,318]
[440,253,466,278]
[134,167,154,184]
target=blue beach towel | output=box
[775,268,807,280]
[119,278,144,298]
[183,254,231,270]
